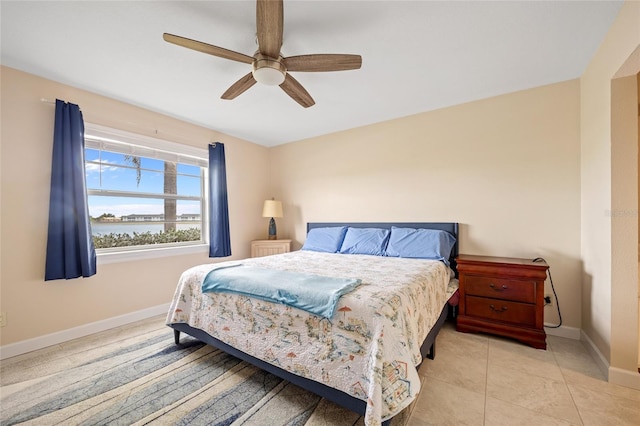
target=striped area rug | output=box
[1,326,414,425]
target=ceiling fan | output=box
[163,0,362,108]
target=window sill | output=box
[96,244,208,265]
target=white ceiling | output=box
[1,1,623,147]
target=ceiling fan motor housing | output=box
[252,53,286,85]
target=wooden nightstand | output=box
[250,239,291,258]
[456,254,549,349]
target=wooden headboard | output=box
[307,222,459,275]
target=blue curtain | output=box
[208,143,231,257]
[45,100,96,280]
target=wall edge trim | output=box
[608,366,640,390]
[545,324,581,340]
[581,328,610,379]
[0,304,169,360]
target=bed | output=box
[167,222,459,425]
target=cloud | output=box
[85,160,119,174]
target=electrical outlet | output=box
[0,312,6,327]
[544,295,552,305]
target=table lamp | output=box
[262,199,283,240]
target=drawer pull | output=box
[489,304,508,313]
[489,283,508,291]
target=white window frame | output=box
[84,123,209,264]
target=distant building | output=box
[121,214,164,222]
[97,216,120,222]
[120,214,201,222]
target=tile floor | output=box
[410,322,640,426]
[2,316,639,426]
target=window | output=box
[84,124,208,255]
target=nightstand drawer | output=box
[251,239,291,258]
[465,296,536,327]
[464,275,536,303]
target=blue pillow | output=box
[385,227,456,265]
[339,227,390,256]
[302,226,348,253]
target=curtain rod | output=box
[40,97,218,147]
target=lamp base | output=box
[268,217,277,240]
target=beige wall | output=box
[270,79,582,329]
[611,75,639,374]
[580,0,640,380]
[0,66,270,345]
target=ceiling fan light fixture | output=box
[252,53,286,86]
[253,67,285,85]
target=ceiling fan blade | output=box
[280,74,315,108]
[285,54,362,72]
[256,0,283,58]
[221,73,257,100]
[163,33,253,64]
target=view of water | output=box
[91,222,200,236]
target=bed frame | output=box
[170,222,459,425]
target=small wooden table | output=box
[456,254,549,349]
[250,239,291,258]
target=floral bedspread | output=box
[166,251,452,425]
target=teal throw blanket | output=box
[202,264,361,318]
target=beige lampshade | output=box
[262,200,283,218]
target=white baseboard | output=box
[544,323,581,340]
[573,329,640,390]
[609,366,640,390]
[580,329,610,379]
[0,304,169,360]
